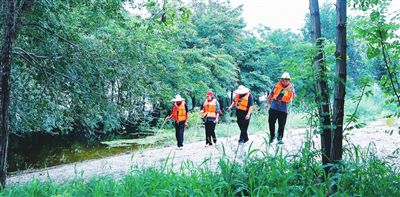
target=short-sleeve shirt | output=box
[270,85,295,113]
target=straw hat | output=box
[279,72,291,80]
[234,85,249,94]
[171,94,185,102]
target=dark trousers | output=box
[205,121,217,145]
[174,121,185,147]
[237,110,250,143]
[268,109,288,141]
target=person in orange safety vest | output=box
[228,85,254,145]
[265,72,296,144]
[165,94,188,150]
[202,91,221,147]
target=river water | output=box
[8,132,148,172]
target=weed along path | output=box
[8,120,400,185]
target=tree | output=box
[309,0,333,173]
[303,2,370,84]
[186,0,245,102]
[308,0,347,181]
[1,0,35,188]
[331,0,347,164]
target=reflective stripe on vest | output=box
[203,99,217,118]
[272,82,294,103]
[234,93,250,111]
[172,102,187,122]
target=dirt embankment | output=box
[8,120,400,185]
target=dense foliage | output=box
[1,0,397,136]
[1,0,277,135]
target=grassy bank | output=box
[3,142,399,196]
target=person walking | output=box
[202,91,221,147]
[165,94,188,150]
[228,85,254,145]
[265,72,296,144]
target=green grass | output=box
[3,141,399,196]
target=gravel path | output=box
[8,120,399,185]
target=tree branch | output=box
[377,29,400,105]
[344,85,366,131]
[13,47,62,59]
[24,23,79,48]
[13,50,108,100]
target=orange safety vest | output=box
[203,99,217,118]
[172,102,187,122]
[234,93,250,111]
[272,82,295,103]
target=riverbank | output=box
[8,119,399,185]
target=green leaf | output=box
[370,11,380,21]
[367,47,380,59]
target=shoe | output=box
[238,141,244,145]
[277,140,284,145]
[176,147,183,150]
[269,138,275,144]
[204,144,210,147]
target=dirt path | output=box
[8,120,399,185]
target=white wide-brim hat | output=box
[279,72,291,80]
[234,85,249,94]
[171,94,185,102]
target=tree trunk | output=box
[0,0,35,187]
[230,91,233,104]
[0,0,16,188]
[191,94,196,110]
[161,0,168,23]
[309,0,332,170]
[331,0,347,163]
